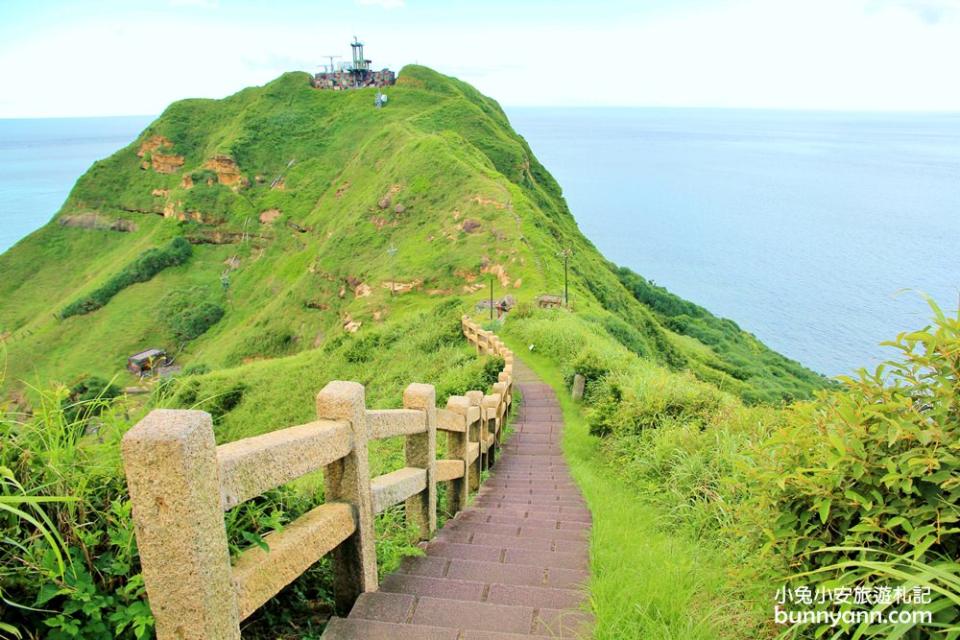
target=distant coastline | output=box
[3,108,959,377]
[507,107,960,376]
[0,116,153,252]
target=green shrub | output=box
[63,376,121,423]
[511,300,535,319]
[61,237,192,319]
[344,334,379,363]
[0,387,155,639]
[168,302,225,342]
[182,363,211,376]
[231,328,298,363]
[482,356,505,386]
[601,314,651,358]
[587,369,724,437]
[207,383,247,422]
[752,301,960,638]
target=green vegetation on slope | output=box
[0,65,826,413]
[61,237,193,318]
[500,300,959,639]
[0,304,502,637]
[514,348,747,639]
[0,64,838,639]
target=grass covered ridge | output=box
[501,301,960,639]
[1,65,841,638]
[0,65,827,414]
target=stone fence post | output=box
[466,390,484,492]
[121,410,241,639]
[317,381,378,614]
[444,396,471,516]
[403,383,437,539]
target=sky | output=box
[1,0,959,117]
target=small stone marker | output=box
[571,374,585,401]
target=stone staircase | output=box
[322,364,592,639]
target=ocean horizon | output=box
[2,107,958,377]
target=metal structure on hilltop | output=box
[321,54,342,74]
[349,37,371,85]
[313,37,396,92]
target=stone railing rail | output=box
[121,315,513,639]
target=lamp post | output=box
[489,275,494,322]
[557,247,573,307]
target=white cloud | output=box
[168,0,219,7]
[2,0,960,116]
[867,0,960,23]
[355,0,405,9]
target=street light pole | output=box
[489,276,494,322]
[558,247,573,308]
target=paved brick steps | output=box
[322,362,591,638]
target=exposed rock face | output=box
[342,315,362,333]
[181,174,194,189]
[186,231,268,245]
[377,184,402,209]
[152,153,185,174]
[472,195,507,209]
[259,209,281,224]
[204,155,248,188]
[137,135,173,157]
[59,213,137,233]
[151,188,169,197]
[380,279,422,294]
[354,283,372,298]
[370,215,393,230]
[482,263,512,288]
[461,219,481,233]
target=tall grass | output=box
[515,347,767,639]
[0,307,505,637]
[503,301,960,639]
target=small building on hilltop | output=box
[314,37,396,90]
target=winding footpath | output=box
[323,361,593,639]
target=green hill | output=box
[14,66,957,640]
[0,66,828,427]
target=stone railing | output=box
[121,315,514,639]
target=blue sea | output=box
[0,116,152,252]
[507,108,960,376]
[2,110,959,376]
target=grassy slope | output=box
[515,346,736,640]
[497,308,782,638]
[0,67,845,638]
[0,66,827,429]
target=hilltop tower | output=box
[314,37,395,91]
[350,37,371,86]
